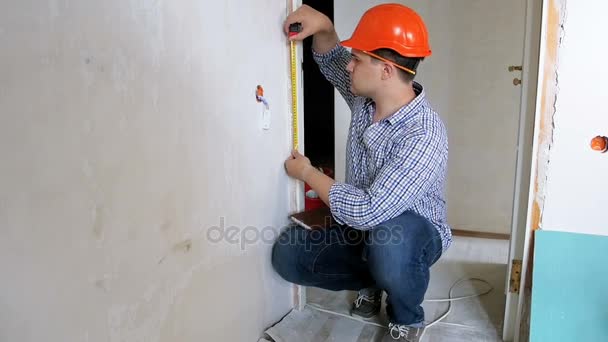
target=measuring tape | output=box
[289,23,302,151]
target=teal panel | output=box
[531,230,608,341]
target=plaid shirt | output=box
[314,45,452,251]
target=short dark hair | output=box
[370,48,424,83]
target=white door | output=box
[334,0,526,235]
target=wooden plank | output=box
[451,229,511,240]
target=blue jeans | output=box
[271,210,443,326]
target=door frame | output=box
[508,0,564,340]
[503,0,544,340]
[287,0,307,311]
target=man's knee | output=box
[365,212,439,286]
[271,226,305,283]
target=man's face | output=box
[346,49,382,97]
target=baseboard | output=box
[451,229,511,240]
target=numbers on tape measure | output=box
[289,22,302,150]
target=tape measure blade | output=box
[290,40,299,150]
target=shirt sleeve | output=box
[328,123,447,229]
[312,44,356,111]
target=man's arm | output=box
[329,122,448,229]
[312,26,339,54]
[312,45,356,110]
[285,117,448,229]
[285,150,335,207]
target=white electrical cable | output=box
[306,304,387,329]
[306,277,494,331]
[424,277,493,328]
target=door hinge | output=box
[508,65,523,72]
[509,259,523,294]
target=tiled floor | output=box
[265,236,509,342]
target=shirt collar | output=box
[365,82,426,126]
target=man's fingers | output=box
[283,21,294,35]
[284,6,312,40]
[285,27,307,41]
[283,10,302,34]
[288,31,308,41]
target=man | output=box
[272,4,451,341]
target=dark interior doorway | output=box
[302,0,335,174]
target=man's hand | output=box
[284,150,314,182]
[285,150,336,207]
[284,5,338,54]
[284,5,332,41]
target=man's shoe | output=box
[382,323,426,342]
[350,288,382,320]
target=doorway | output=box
[302,0,335,177]
[297,0,542,341]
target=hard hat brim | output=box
[341,38,431,58]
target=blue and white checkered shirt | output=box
[314,44,452,251]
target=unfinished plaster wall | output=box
[527,0,565,234]
[0,1,293,341]
[539,0,608,235]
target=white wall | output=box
[0,1,293,341]
[541,1,608,235]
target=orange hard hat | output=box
[341,4,432,58]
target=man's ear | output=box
[381,62,395,80]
